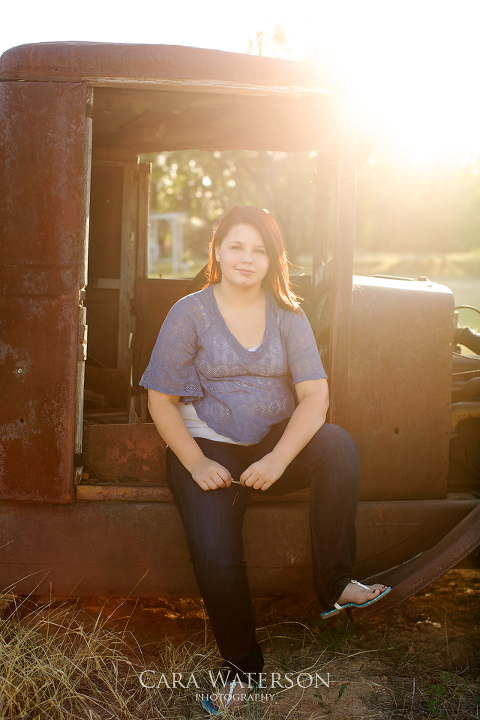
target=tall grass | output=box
[0,594,338,719]
[0,594,146,718]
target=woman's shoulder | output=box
[166,285,215,327]
[267,291,308,329]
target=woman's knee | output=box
[308,423,361,493]
[315,423,359,462]
[188,532,244,574]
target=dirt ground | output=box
[44,564,478,719]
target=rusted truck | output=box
[1,41,479,622]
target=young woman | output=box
[140,206,389,712]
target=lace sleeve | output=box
[283,308,328,384]
[139,297,204,398]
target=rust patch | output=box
[83,423,166,482]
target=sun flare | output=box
[266,1,480,158]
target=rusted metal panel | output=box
[0,82,91,502]
[76,483,173,502]
[84,423,167,482]
[1,45,380,160]
[0,42,339,92]
[344,277,453,501]
[83,425,313,496]
[0,498,476,598]
[350,500,480,622]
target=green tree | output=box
[143,149,317,266]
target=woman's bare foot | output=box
[337,581,387,607]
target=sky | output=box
[2,0,480,158]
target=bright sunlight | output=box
[250,1,480,158]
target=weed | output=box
[315,619,356,651]
[336,682,348,703]
[314,691,332,714]
[424,674,475,719]
[273,638,290,669]
[427,683,447,716]
[458,677,471,694]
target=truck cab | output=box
[0,42,478,618]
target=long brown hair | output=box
[203,206,299,311]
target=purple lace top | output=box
[140,285,327,444]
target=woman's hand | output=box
[240,452,286,491]
[148,390,233,492]
[190,457,233,492]
[239,379,329,491]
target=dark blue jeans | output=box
[166,420,360,683]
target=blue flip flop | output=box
[200,678,265,715]
[200,680,250,715]
[320,580,391,620]
[201,695,220,715]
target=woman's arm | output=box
[240,378,329,490]
[148,389,233,491]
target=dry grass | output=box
[0,593,145,719]
[0,581,478,720]
[0,593,343,720]
[0,592,238,719]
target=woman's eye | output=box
[255,249,266,254]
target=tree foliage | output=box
[143,149,318,264]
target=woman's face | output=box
[215,223,270,289]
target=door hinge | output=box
[78,324,88,362]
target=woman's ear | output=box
[214,244,220,262]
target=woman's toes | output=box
[337,582,388,607]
